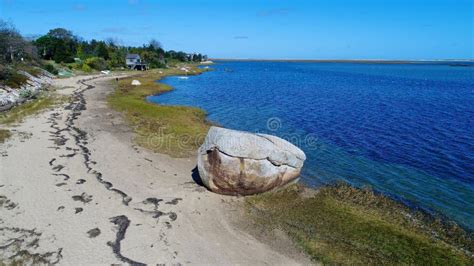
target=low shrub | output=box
[85,57,108,71]
[43,64,58,75]
[0,67,28,88]
[81,64,92,72]
[0,65,8,81]
[68,62,83,70]
[22,66,43,77]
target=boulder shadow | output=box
[191,166,205,187]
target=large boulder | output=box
[197,126,306,195]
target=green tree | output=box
[76,44,85,59]
[52,39,71,63]
[96,41,109,60]
[34,28,78,63]
[31,26,202,69]
[108,46,127,68]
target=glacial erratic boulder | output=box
[197,126,306,195]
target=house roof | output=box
[126,54,141,59]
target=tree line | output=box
[1,20,207,74]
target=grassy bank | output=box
[107,65,211,157]
[0,92,66,143]
[246,184,473,265]
[0,93,64,125]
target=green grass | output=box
[246,183,473,265]
[0,129,11,143]
[21,65,44,77]
[107,65,211,157]
[0,94,64,125]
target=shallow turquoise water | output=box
[148,61,474,229]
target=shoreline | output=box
[212,58,474,64]
[107,65,212,157]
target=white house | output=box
[126,54,147,70]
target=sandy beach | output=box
[2,1,472,263]
[0,74,309,265]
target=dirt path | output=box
[0,74,309,265]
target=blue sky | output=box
[1,0,473,59]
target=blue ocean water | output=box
[148,61,474,229]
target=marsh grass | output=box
[246,183,473,265]
[107,65,211,157]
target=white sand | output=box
[0,74,309,264]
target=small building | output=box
[126,54,148,71]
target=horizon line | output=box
[210,58,474,63]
